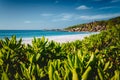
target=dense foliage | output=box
[65,16,120,32]
[0,25,120,80]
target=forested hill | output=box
[64,16,120,32]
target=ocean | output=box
[0,30,96,39]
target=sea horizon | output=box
[0,30,97,39]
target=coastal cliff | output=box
[65,16,120,32]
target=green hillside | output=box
[65,16,120,32]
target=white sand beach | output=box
[21,33,98,44]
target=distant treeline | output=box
[65,16,120,32]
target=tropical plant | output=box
[0,25,119,80]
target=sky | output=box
[0,0,120,30]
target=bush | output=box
[0,25,120,80]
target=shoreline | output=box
[21,33,98,44]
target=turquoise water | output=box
[0,30,96,39]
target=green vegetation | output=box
[65,16,120,32]
[0,24,120,80]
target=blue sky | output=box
[0,0,120,30]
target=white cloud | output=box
[99,6,115,9]
[78,13,120,20]
[52,13,120,22]
[60,14,73,21]
[24,20,31,24]
[41,13,53,17]
[111,0,120,3]
[93,0,102,1]
[55,1,59,4]
[76,5,92,10]
[52,13,73,22]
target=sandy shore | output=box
[21,33,98,44]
